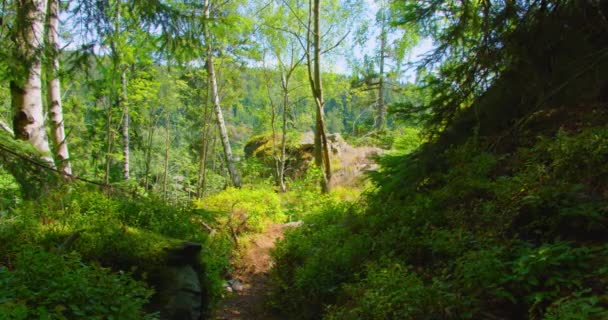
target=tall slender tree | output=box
[375,2,387,130]
[45,0,72,175]
[112,0,130,181]
[352,0,415,132]
[307,0,331,192]
[258,0,308,192]
[273,0,359,192]
[120,64,129,180]
[203,0,242,188]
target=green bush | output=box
[0,169,20,214]
[269,202,370,319]
[327,263,461,320]
[195,186,286,233]
[390,127,423,155]
[0,246,157,320]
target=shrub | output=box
[0,246,157,320]
[326,263,461,320]
[544,292,608,320]
[195,186,286,233]
[390,127,423,155]
[269,202,370,319]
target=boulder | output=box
[244,131,382,186]
[162,266,202,320]
[159,242,203,320]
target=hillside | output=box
[267,2,608,319]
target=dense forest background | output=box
[1,0,608,319]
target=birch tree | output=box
[45,0,71,174]
[10,0,54,165]
[202,0,242,188]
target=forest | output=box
[0,0,607,319]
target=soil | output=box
[213,223,292,320]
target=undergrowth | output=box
[0,247,156,320]
[0,188,232,319]
[270,126,608,319]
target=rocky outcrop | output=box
[243,133,312,179]
[244,132,382,187]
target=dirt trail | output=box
[214,223,293,320]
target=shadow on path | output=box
[214,223,297,320]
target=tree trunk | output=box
[144,113,155,192]
[45,0,71,175]
[196,129,207,197]
[163,120,169,199]
[276,49,303,193]
[206,133,217,191]
[278,71,289,193]
[196,149,205,196]
[263,67,282,189]
[11,0,54,166]
[121,67,130,180]
[307,0,331,193]
[104,98,113,185]
[197,81,213,197]
[375,12,387,131]
[204,0,241,188]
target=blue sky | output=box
[330,37,434,81]
[327,0,434,82]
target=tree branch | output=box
[280,0,308,30]
[0,120,14,136]
[322,30,350,55]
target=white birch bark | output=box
[46,0,72,174]
[203,0,242,188]
[12,0,54,166]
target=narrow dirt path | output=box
[214,223,295,320]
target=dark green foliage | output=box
[0,246,156,320]
[270,126,608,319]
[270,203,368,319]
[0,169,20,214]
[0,131,61,200]
[325,263,461,320]
[0,188,232,317]
[394,1,608,142]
